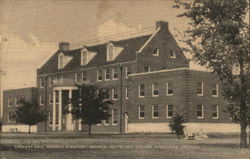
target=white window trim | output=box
[153,48,160,56]
[170,50,176,59]
[40,78,44,88]
[152,83,159,97]
[58,54,64,69]
[81,50,88,65]
[197,82,204,96]
[166,104,173,119]
[103,119,110,126]
[74,73,78,83]
[112,68,118,80]
[49,94,53,104]
[144,66,151,72]
[112,88,118,100]
[97,70,101,82]
[81,72,87,82]
[197,104,204,119]
[138,84,145,98]
[138,106,145,119]
[48,112,53,126]
[8,97,11,107]
[125,86,129,99]
[107,43,114,61]
[152,105,159,119]
[212,105,219,119]
[125,66,128,78]
[166,82,174,96]
[14,97,18,107]
[39,95,44,105]
[212,84,219,97]
[104,68,110,81]
[112,108,118,125]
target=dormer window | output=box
[81,49,88,65]
[58,54,64,69]
[170,50,176,59]
[153,48,159,56]
[107,44,114,61]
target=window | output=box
[81,50,88,65]
[58,54,64,69]
[56,92,59,103]
[212,84,218,97]
[104,88,110,99]
[212,105,219,119]
[107,44,114,61]
[197,104,204,118]
[103,109,110,125]
[152,83,159,96]
[112,88,118,100]
[49,94,53,104]
[40,95,44,105]
[170,50,176,59]
[138,105,145,119]
[8,97,12,107]
[152,105,159,119]
[49,112,53,125]
[197,82,203,96]
[144,66,150,72]
[48,77,53,87]
[97,69,102,81]
[125,86,131,99]
[125,66,131,78]
[14,97,18,106]
[166,104,174,118]
[166,82,174,96]
[74,73,78,83]
[8,112,15,122]
[139,84,145,97]
[105,68,110,80]
[112,108,118,125]
[153,48,159,56]
[112,67,118,80]
[81,72,87,82]
[40,78,44,88]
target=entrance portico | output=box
[52,85,81,131]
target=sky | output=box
[1,0,248,91]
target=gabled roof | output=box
[38,34,151,74]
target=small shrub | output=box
[169,113,185,139]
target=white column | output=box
[66,89,73,131]
[78,119,82,131]
[58,90,62,131]
[52,91,56,131]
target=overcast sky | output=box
[1,0,248,91]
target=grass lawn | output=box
[0,133,249,159]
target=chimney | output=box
[156,21,169,30]
[59,42,70,51]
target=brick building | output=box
[2,87,38,132]
[2,21,239,133]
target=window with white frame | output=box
[107,44,114,61]
[48,77,52,87]
[144,66,150,72]
[112,88,118,100]
[8,112,15,122]
[103,109,110,125]
[139,84,145,97]
[56,92,59,103]
[112,108,118,125]
[153,48,160,56]
[212,105,219,119]
[112,67,118,80]
[97,69,102,81]
[74,73,78,83]
[105,68,110,80]
[14,97,18,106]
[125,65,131,78]
[104,88,110,99]
[40,78,44,88]
[197,82,203,96]
[58,54,64,69]
[197,104,204,118]
[166,104,174,118]
[166,82,174,96]
[8,97,12,107]
[40,95,44,105]
[170,50,176,59]
[81,72,87,82]
[49,112,53,125]
[138,105,145,119]
[49,94,53,104]
[81,50,88,65]
[125,86,131,99]
[152,82,159,96]
[212,84,218,97]
[152,104,159,119]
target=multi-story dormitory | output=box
[2,21,240,133]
